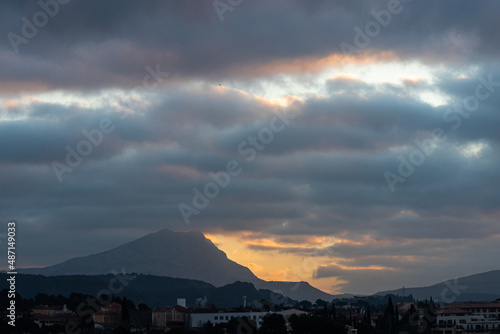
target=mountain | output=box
[0,273,295,309]
[254,281,334,303]
[19,229,333,302]
[375,270,500,302]
[20,229,258,287]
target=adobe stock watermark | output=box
[339,0,411,55]
[178,110,296,224]
[249,239,339,312]
[235,240,338,334]
[55,267,136,334]
[286,242,339,293]
[7,0,72,54]
[213,0,245,22]
[51,64,169,182]
[384,73,500,192]
[440,277,467,303]
[405,301,436,334]
[401,277,466,334]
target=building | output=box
[443,303,500,321]
[92,302,122,328]
[33,313,80,328]
[152,305,188,328]
[188,309,308,329]
[32,304,76,328]
[433,302,500,334]
[32,304,71,317]
[397,302,419,315]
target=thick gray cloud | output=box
[1,0,500,90]
[1,0,499,294]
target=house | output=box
[433,302,500,334]
[33,313,80,328]
[92,302,122,328]
[152,305,188,328]
[441,302,500,321]
[32,304,71,316]
[397,302,419,315]
[31,305,76,328]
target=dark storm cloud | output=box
[313,235,500,294]
[247,244,318,255]
[1,0,500,90]
[1,0,500,293]
[2,76,499,245]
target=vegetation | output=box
[259,313,287,334]
[0,287,443,334]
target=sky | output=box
[1,0,500,296]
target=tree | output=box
[364,305,372,324]
[376,297,396,334]
[121,296,131,328]
[395,304,399,329]
[138,303,150,311]
[261,299,274,312]
[168,328,198,334]
[398,304,418,334]
[259,313,287,334]
[386,297,394,318]
[113,326,132,334]
[227,316,256,334]
[34,293,51,305]
[290,312,347,334]
[316,299,328,307]
[201,320,224,334]
[357,305,374,334]
[420,298,437,334]
[357,321,374,334]
[297,300,312,310]
[11,315,39,334]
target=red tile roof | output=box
[437,308,471,315]
[104,302,122,308]
[442,302,500,309]
[33,305,63,310]
[153,307,172,312]
[94,310,119,316]
[153,306,189,313]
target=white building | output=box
[435,302,500,333]
[188,309,308,329]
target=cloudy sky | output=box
[1,0,500,295]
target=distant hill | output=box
[0,273,295,309]
[254,281,334,303]
[375,270,500,302]
[18,229,333,302]
[20,229,258,287]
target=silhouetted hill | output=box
[20,229,258,287]
[0,273,295,309]
[375,270,500,302]
[19,229,333,302]
[254,281,334,303]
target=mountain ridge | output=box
[20,229,258,287]
[375,269,500,302]
[19,228,333,302]
[0,273,295,309]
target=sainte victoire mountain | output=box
[19,229,333,302]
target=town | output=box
[2,289,500,334]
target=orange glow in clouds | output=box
[204,232,349,294]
